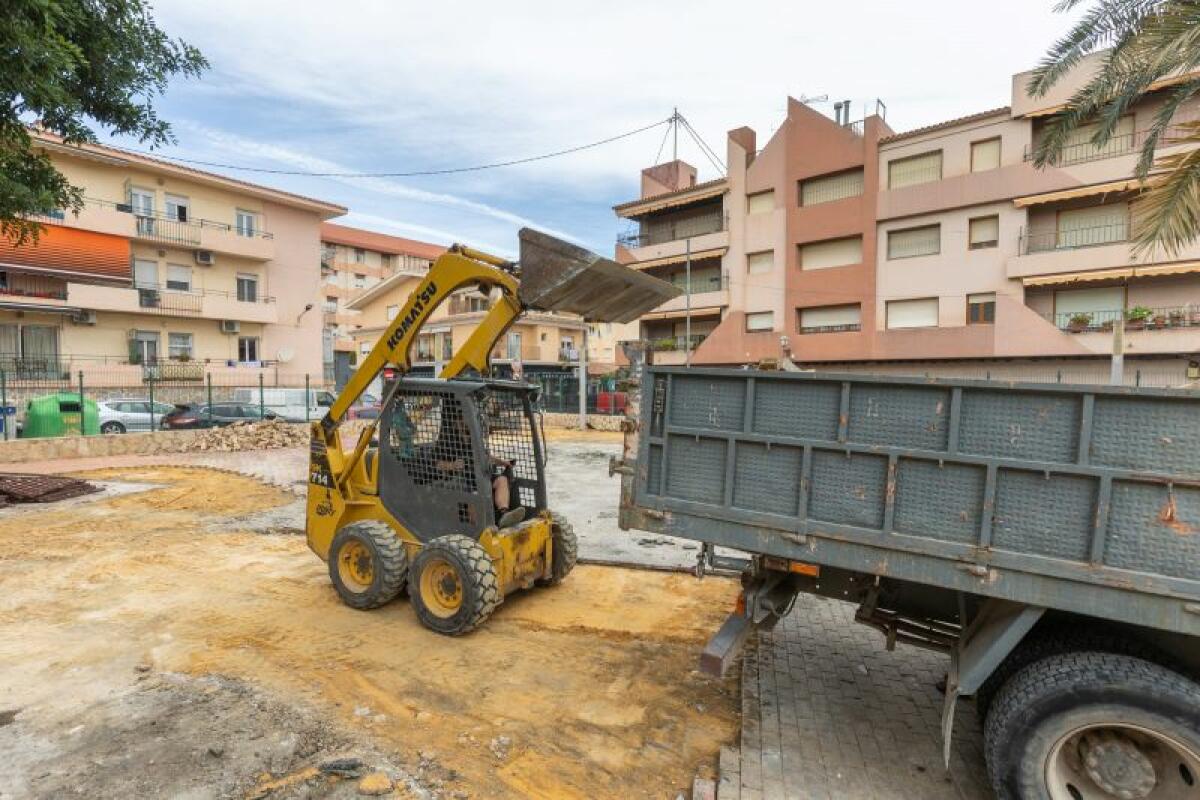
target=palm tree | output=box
[1030,0,1200,257]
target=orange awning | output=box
[640,305,724,320]
[1013,179,1144,208]
[631,248,727,270]
[0,223,130,282]
[1021,261,1200,286]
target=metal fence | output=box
[0,366,329,440]
[527,373,626,415]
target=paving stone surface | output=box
[728,594,992,800]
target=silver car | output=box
[97,398,178,433]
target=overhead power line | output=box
[121,117,673,178]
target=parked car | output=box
[161,402,278,429]
[231,388,335,422]
[97,398,178,434]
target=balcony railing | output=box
[0,357,66,380]
[664,273,728,294]
[32,197,274,243]
[0,273,68,301]
[1021,220,1130,254]
[648,333,708,352]
[448,296,491,315]
[1023,122,1197,167]
[617,211,726,248]
[799,323,863,335]
[132,283,275,317]
[1049,305,1200,332]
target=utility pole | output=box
[684,237,692,367]
[578,326,588,429]
[1110,314,1125,385]
[672,107,678,161]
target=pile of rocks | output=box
[179,419,310,453]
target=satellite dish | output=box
[277,347,295,364]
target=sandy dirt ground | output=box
[0,465,739,799]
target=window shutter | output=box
[800,304,861,330]
[747,190,775,214]
[970,138,1001,172]
[969,216,1000,248]
[1056,203,1128,247]
[800,236,863,270]
[1054,287,1124,316]
[887,225,941,259]
[888,151,942,188]
[801,169,865,206]
[747,251,774,274]
[886,298,939,329]
[745,311,774,331]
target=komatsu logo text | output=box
[386,281,437,350]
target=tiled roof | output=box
[879,107,1012,144]
[320,222,446,259]
[613,177,728,214]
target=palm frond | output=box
[1131,140,1200,257]
[1029,0,1164,96]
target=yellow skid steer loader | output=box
[306,229,679,635]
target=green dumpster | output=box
[19,393,99,438]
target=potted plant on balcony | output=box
[1152,311,1169,328]
[1169,308,1186,327]
[1067,312,1093,332]
[1125,305,1153,330]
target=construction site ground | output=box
[2,429,992,799]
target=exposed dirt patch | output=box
[0,466,738,799]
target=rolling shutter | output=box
[801,169,865,206]
[971,138,1002,172]
[886,298,939,329]
[747,190,775,214]
[747,251,774,274]
[888,151,942,188]
[800,304,861,330]
[800,236,863,270]
[887,225,941,259]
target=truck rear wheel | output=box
[539,513,577,586]
[985,651,1200,800]
[328,521,408,610]
[409,535,499,636]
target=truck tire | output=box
[409,535,499,636]
[539,513,578,586]
[328,521,408,610]
[985,651,1200,800]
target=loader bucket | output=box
[516,227,682,323]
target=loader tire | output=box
[984,651,1200,800]
[539,513,577,586]
[409,535,499,636]
[328,521,408,610]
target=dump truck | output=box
[614,350,1200,800]
[306,229,678,636]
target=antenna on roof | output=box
[797,94,829,106]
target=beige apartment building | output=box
[0,131,345,385]
[344,270,587,380]
[615,53,1200,385]
[319,222,444,385]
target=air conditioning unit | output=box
[194,250,215,266]
[71,310,97,325]
[219,320,240,335]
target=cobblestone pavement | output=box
[728,593,992,800]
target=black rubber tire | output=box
[327,521,408,610]
[539,513,578,586]
[408,535,499,636]
[984,651,1200,800]
[974,622,1176,721]
[100,421,125,434]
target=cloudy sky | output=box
[119,1,1085,256]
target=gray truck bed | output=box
[625,367,1200,637]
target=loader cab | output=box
[376,377,546,541]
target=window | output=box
[235,210,258,238]
[165,193,189,222]
[442,334,453,361]
[745,311,774,332]
[970,138,1002,172]
[967,293,996,325]
[21,325,58,362]
[324,296,338,312]
[1054,286,1125,323]
[887,224,940,259]
[131,330,159,363]
[353,273,366,289]
[386,304,399,321]
[800,168,865,206]
[800,236,863,270]
[747,190,775,214]
[236,273,259,302]
[1058,115,1135,164]
[130,187,155,236]
[1056,204,1129,248]
[887,151,942,189]
[354,248,366,264]
[168,332,194,359]
[747,250,774,274]
[799,304,862,334]
[133,259,158,288]
[506,332,522,360]
[380,254,393,271]
[166,264,192,292]
[237,336,259,363]
[886,298,939,329]
[968,216,1000,250]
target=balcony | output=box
[617,210,726,249]
[1021,221,1129,254]
[652,273,729,315]
[68,282,278,324]
[1048,305,1200,333]
[447,295,491,315]
[1023,123,1196,168]
[35,198,276,260]
[0,272,68,303]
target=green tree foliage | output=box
[0,0,206,244]
[1031,0,1200,257]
